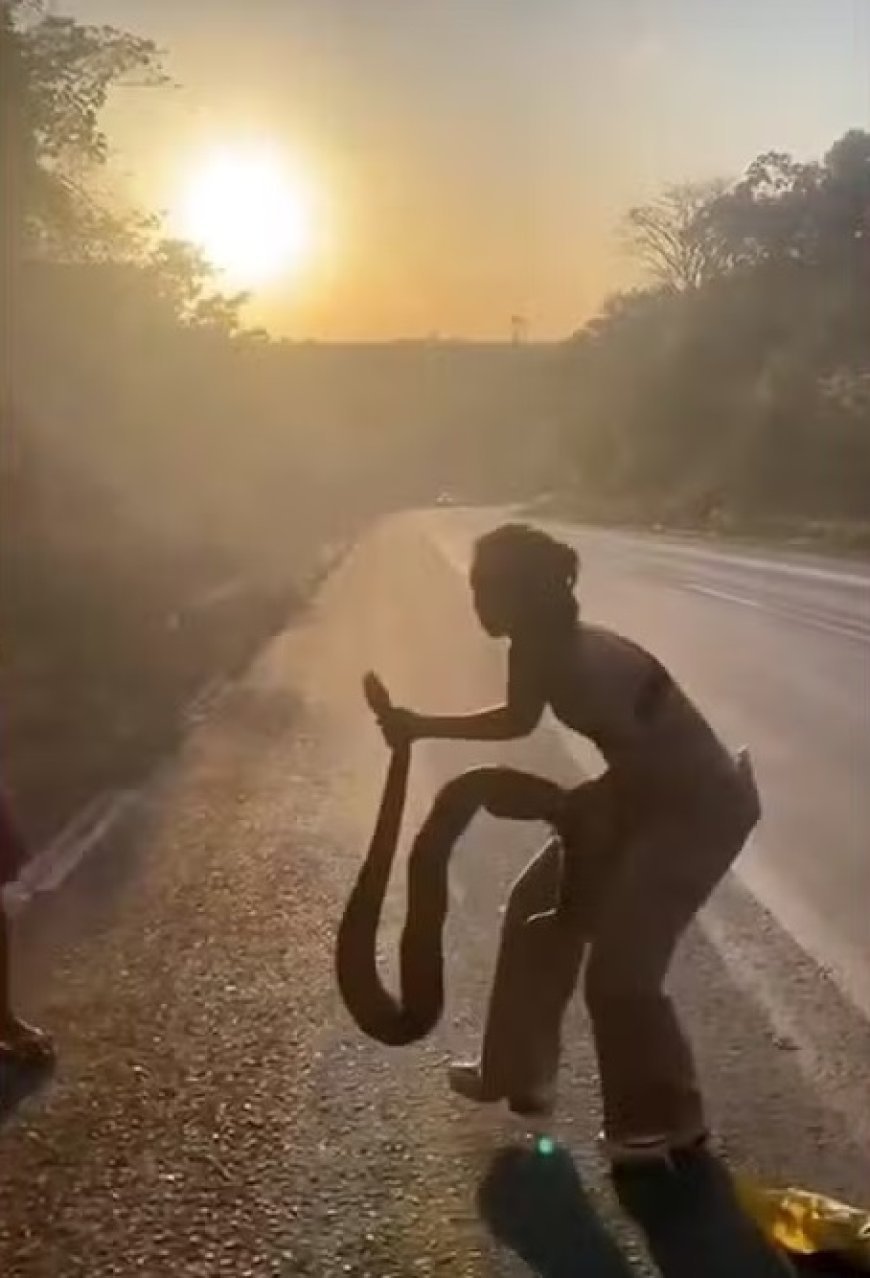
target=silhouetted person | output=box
[371,523,760,1166]
[0,787,53,1064]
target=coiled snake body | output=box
[334,673,451,1045]
[335,674,578,1047]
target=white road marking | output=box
[4,676,228,918]
[684,584,764,610]
[555,523,870,591]
[3,789,145,917]
[682,582,870,644]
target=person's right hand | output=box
[376,705,419,750]
[363,672,418,750]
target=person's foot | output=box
[600,1125,709,1167]
[508,1080,557,1118]
[448,1060,558,1119]
[0,1017,55,1066]
[447,1061,505,1104]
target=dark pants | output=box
[475,750,760,1139]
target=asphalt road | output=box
[1,511,869,1277]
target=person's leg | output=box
[0,895,53,1060]
[584,762,759,1160]
[431,766,567,1088]
[452,836,569,1106]
[584,848,708,1154]
[0,896,13,1029]
[427,768,566,1107]
[450,774,616,1110]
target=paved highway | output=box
[1,510,868,1276]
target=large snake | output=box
[335,673,576,1047]
[334,672,449,1045]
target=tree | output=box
[143,239,248,329]
[561,130,870,524]
[819,130,870,271]
[622,180,730,291]
[1,0,167,263]
[1,0,248,342]
[701,151,826,271]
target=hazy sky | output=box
[67,0,869,340]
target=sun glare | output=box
[178,143,315,288]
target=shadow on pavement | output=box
[0,1054,55,1129]
[475,1142,857,1278]
[792,1260,869,1276]
[477,1142,634,1277]
[613,1148,795,1277]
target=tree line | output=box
[555,131,870,533]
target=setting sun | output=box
[178,143,315,288]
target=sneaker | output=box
[0,1020,55,1067]
[448,1061,556,1116]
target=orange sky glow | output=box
[68,0,869,341]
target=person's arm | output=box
[409,702,534,742]
[377,642,545,745]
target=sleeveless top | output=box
[512,623,733,800]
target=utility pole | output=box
[510,314,528,345]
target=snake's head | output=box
[363,671,392,718]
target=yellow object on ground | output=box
[735,1176,870,1269]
